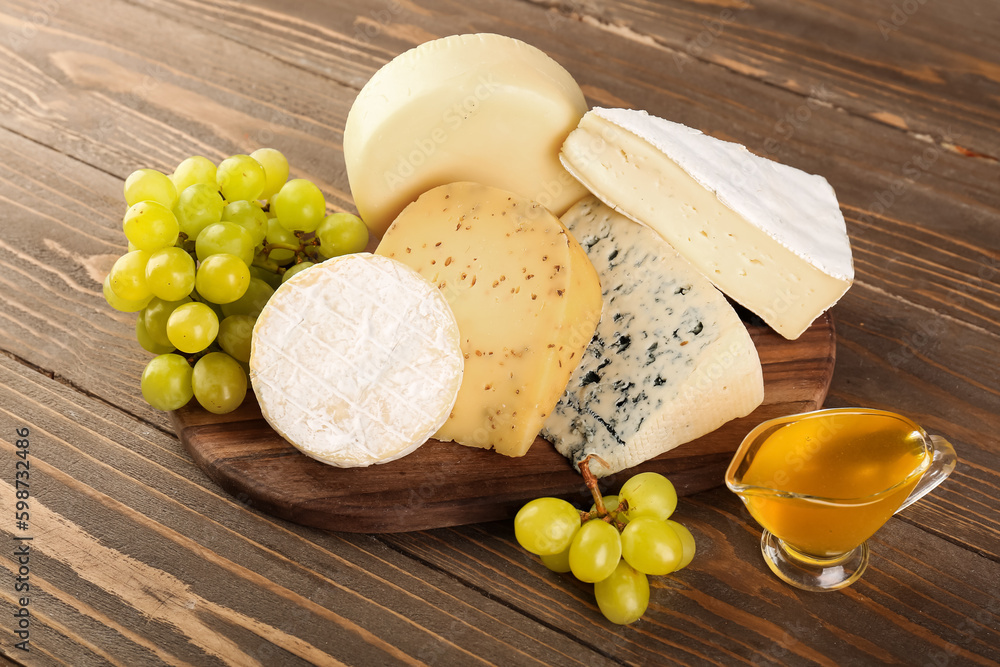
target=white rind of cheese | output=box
[345,33,589,237]
[560,108,854,340]
[542,196,764,477]
[250,253,463,468]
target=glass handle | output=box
[895,435,957,514]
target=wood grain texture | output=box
[0,0,997,663]
[0,354,614,666]
[170,317,835,533]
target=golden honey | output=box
[735,410,930,557]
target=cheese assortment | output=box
[560,108,854,340]
[375,182,602,457]
[542,197,764,477]
[236,33,853,478]
[249,253,463,467]
[345,33,590,237]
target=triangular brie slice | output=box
[560,107,854,339]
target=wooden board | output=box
[170,313,835,533]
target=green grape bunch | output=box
[102,149,370,414]
[513,459,697,626]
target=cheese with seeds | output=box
[376,182,602,458]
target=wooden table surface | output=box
[1,0,999,665]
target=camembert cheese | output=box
[560,108,854,340]
[376,182,602,458]
[250,253,463,467]
[542,197,764,477]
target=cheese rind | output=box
[345,33,589,237]
[542,197,764,477]
[250,253,463,467]
[375,182,602,458]
[560,108,854,339]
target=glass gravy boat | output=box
[725,408,956,592]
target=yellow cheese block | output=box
[375,182,602,457]
[345,33,589,237]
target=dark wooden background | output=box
[1,0,998,665]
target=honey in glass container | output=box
[736,411,929,556]
[726,408,956,591]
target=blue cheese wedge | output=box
[542,197,764,477]
[560,108,854,340]
[250,253,464,467]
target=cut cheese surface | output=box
[375,182,602,458]
[560,108,854,340]
[542,196,764,477]
[250,253,463,467]
[345,33,589,237]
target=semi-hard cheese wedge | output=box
[542,196,764,477]
[345,33,589,237]
[375,182,602,458]
[250,253,463,467]
[560,108,854,340]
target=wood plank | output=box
[383,486,1000,665]
[0,354,615,665]
[521,0,1000,158]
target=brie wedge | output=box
[560,108,854,340]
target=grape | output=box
[272,179,325,232]
[136,317,174,354]
[108,250,153,302]
[195,254,251,304]
[192,352,247,414]
[171,156,217,193]
[103,274,151,313]
[221,278,273,318]
[124,168,177,208]
[594,560,649,625]
[666,520,696,571]
[143,297,192,348]
[264,218,298,264]
[222,200,268,246]
[217,154,266,202]
[281,261,314,284]
[123,201,180,251]
[166,301,219,353]
[316,212,368,258]
[250,148,289,199]
[140,354,194,411]
[145,247,196,301]
[196,222,255,266]
[568,519,622,583]
[514,498,582,556]
[619,472,677,521]
[218,315,254,363]
[250,264,282,290]
[175,183,225,238]
[540,546,572,573]
[620,517,683,575]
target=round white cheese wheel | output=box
[250,253,463,467]
[344,32,589,237]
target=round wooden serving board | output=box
[171,314,835,533]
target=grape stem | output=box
[578,455,628,531]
